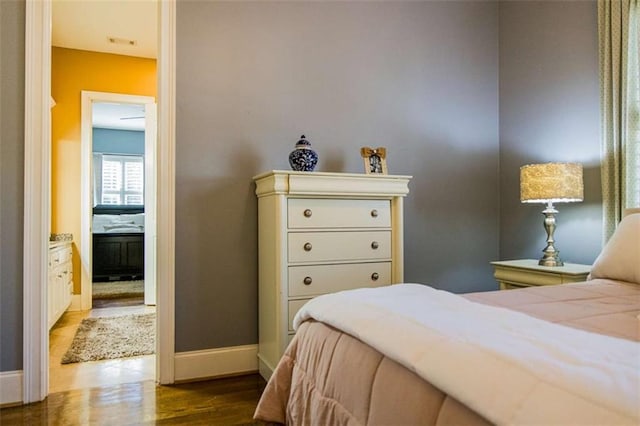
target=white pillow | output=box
[589,213,640,284]
[103,223,143,231]
[120,213,145,226]
[110,219,135,225]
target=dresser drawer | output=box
[288,199,391,229]
[289,262,391,297]
[49,245,72,266]
[288,299,311,331]
[49,250,59,267]
[288,231,391,263]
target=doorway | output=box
[48,93,158,394]
[23,1,176,403]
[90,100,156,307]
[80,93,158,310]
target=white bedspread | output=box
[294,284,640,425]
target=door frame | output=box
[80,92,157,310]
[23,0,176,403]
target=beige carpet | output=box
[93,280,144,299]
[61,313,155,364]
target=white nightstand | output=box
[491,259,591,290]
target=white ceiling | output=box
[93,102,146,131]
[52,0,158,59]
[52,0,157,131]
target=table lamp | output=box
[520,162,584,266]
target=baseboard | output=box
[0,370,23,406]
[68,294,82,311]
[257,354,275,382]
[174,344,258,382]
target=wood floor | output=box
[1,374,268,425]
[5,293,270,423]
[49,303,156,393]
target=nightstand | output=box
[490,259,591,290]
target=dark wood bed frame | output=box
[92,205,144,282]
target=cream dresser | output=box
[254,170,411,380]
[48,241,73,329]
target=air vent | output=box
[107,36,137,46]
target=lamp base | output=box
[539,202,564,267]
[538,255,564,267]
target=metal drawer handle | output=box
[371,241,379,249]
[303,209,312,218]
[303,276,313,285]
[371,272,379,281]
[371,209,378,218]
[303,242,312,251]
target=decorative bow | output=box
[360,147,386,159]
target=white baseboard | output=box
[0,371,23,406]
[174,344,258,382]
[68,294,82,311]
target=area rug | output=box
[92,280,144,299]
[61,313,155,364]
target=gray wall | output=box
[0,0,25,372]
[93,128,145,155]
[176,1,499,351]
[0,0,604,371]
[498,1,602,264]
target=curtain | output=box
[93,153,103,206]
[598,0,640,242]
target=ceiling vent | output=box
[107,36,137,46]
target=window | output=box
[99,155,144,205]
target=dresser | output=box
[254,170,411,380]
[491,259,591,290]
[48,241,73,329]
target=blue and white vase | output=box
[288,135,318,172]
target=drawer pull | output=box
[371,209,378,218]
[371,272,379,281]
[303,242,313,252]
[303,276,313,285]
[303,209,313,218]
[371,241,379,249]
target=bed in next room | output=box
[254,213,640,425]
[92,205,145,282]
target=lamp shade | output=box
[520,162,584,203]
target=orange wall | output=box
[51,47,156,293]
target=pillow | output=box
[120,213,145,226]
[589,213,640,284]
[92,214,120,226]
[103,223,143,231]
[110,219,135,225]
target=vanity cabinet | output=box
[48,241,73,329]
[253,170,411,380]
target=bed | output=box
[254,213,640,425]
[92,205,145,282]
